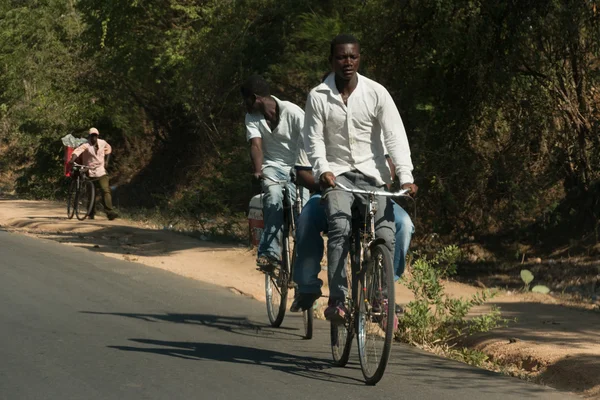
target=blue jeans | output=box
[293,194,414,295]
[258,166,307,260]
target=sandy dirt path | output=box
[1,197,598,398]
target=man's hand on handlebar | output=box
[252,171,263,180]
[401,182,418,197]
[319,172,336,189]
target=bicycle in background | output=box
[260,175,314,339]
[66,162,95,221]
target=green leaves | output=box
[532,285,551,294]
[398,246,507,348]
[520,269,551,294]
[520,269,534,285]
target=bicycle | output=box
[325,182,411,385]
[260,175,314,339]
[66,162,96,221]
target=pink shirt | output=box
[72,139,112,178]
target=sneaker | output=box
[290,292,321,312]
[88,214,95,220]
[324,299,348,325]
[107,211,119,221]
[256,255,278,273]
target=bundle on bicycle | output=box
[325,182,411,385]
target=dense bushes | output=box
[1,0,598,240]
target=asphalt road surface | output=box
[0,230,575,400]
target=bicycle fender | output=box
[368,238,387,249]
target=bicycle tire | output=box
[66,180,77,219]
[265,233,290,327]
[357,243,395,385]
[76,180,95,221]
[302,305,313,340]
[330,250,356,366]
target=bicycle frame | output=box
[335,182,410,277]
[262,175,304,288]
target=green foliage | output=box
[520,269,534,287]
[520,269,551,294]
[1,0,599,240]
[398,245,508,348]
[531,285,551,294]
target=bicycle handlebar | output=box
[72,162,90,171]
[261,175,293,185]
[334,182,411,198]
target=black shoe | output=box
[256,255,278,273]
[290,292,321,312]
[107,212,118,221]
[88,214,95,220]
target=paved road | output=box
[0,230,574,400]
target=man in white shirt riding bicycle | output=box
[69,127,118,220]
[241,75,307,272]
[304,34,417,323]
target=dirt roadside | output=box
[1,197,598,398]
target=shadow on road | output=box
[110,338,364,385]
[81,311,305,340]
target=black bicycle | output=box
[260,175,313,339]
[326,182,411,385]
[66,162,95,221]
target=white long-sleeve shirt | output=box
[304,73,414,186]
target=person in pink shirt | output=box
[69,127,118,220]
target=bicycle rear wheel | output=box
[76,180,95,221]
[357,243,395,385]
[265,233,290,327]
[66,180,76,219]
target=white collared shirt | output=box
[304,73,414,186]
[245,96,304,171]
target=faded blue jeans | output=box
[258,165,307,261]
[293,193,414,296]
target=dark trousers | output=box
[91,175,114,216]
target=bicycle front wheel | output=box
[330,251,356,366]
[76,180,95,220]
[357,243,395,385]
[66,180,76,219]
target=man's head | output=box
[240,74,271,114]
[88,127,99,145]
[329,34,360,82]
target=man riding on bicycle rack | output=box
[68,127,119,221]
[240,75,307,272]
[304,34,417,324]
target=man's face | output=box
[330,43,360,81]
[89,134,98,145]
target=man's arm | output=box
[377,88,414,186]
[69,143,89,164]
[304,92,335,188]
[249,137,263,179]
[295,168,319,192]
